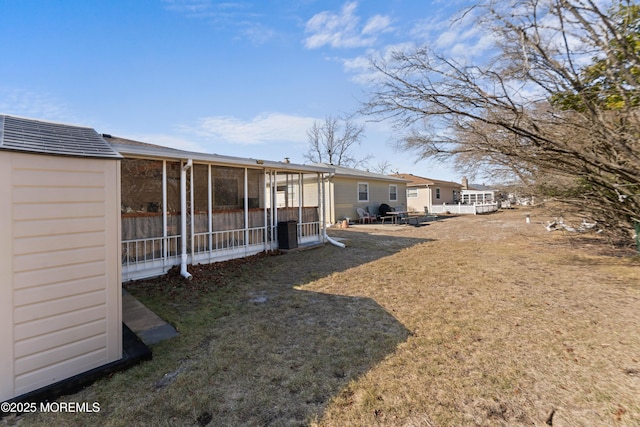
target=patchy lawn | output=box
[4,207,640,426]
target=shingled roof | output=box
[0,114,122,159]
[314,163,409,182]
[393,173,461,188]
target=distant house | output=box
[312,164,408,223]
[394,173,462,213]
[460,177,496,205]
[0,114,331,402]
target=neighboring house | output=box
[0,114,331,402]
[313,164,408,224]
[460,177,496,205]
[394,173,462,213]
[0,115,123,402]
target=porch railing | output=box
[298,221,321,243]
[121,235,181,280]
[430,202,499,215]
[121,209,323,280]
[193,226,267,259]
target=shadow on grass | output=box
[177,288,413,425]
[124,232,426,425]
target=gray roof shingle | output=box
[0,115,122,159]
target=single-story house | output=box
[394,173,462,213]
[0,114,331,402]
[108,136,331,282]
[312,164,408,224]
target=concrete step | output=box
[122,289,178,345]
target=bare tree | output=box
[303,115,371,167]
[370,159,394,174]
[362,0,640,241]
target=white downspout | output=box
[324,231,345,248]
[321,171,343,248]
[180,159,193,280]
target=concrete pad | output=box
[122,289,178,345]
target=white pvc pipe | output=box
[180,159,193,280]
[324,231,345,248]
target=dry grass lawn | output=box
[4,207,640,426]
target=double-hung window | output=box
[389,184,398,201]
[358,182,369,202]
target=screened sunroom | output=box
[108,137,330,281]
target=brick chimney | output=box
[461,177,469,189]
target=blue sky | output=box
[0,0,485,182]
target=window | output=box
[358,182,369,202]
[212,167,243,210]
[436,188,441,199]
[389,184,398,201]
[407,188,418,198]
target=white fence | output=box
[430,202,499,215]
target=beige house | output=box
[395,173,462,213]
[0,115,123,402]
[314,164,408,224]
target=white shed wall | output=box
[0,152,122,401]
[0,157,14,401]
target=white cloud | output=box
[341,42,416,85]
[342,54,372,74]
[0,88,71,123]
[362,15,392,35]
[189,112,319,145]
[162,0,214,15]
[434,30,458,50]
[410,6,497,63]
[240,22,275,46]
[303,1,391,49]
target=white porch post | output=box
[298,172,302,228]
[271,170,277,250]
[162,160,167,264]
[180,159,193,279]
[318,172,325,241]
[208,165,212,260]
[244,168,249,255]
[189,164,194,260]
[263,169,268,251]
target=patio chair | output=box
[366,206,379,222]
[356,207,374,224]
